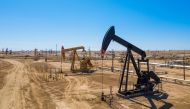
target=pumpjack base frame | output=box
[117,90,160,99]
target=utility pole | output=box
[88,47,91,59]
[45,49,47,62]
[61,46,64,73]
[95,52,97,70]
[56,44,58,55]
[111,49,115,72]
[183,50,186,80]
[61,52,63,73]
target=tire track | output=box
[0,59,29,109]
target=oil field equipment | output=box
[101,26,161,98]
[34,48,40,61]
[61,46,93,73]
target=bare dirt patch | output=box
[0,59,13,89]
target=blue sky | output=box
[0,0,190,51]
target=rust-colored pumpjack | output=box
[61,46,93,73]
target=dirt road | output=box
[0,59,30,109]
[0,59,55,109]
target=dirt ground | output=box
[0,58,190,109]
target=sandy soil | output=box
[0,59,190,109]
[0,59,55,109]
[0,60,13,89]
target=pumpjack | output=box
[61,46,93,73]
[101,26,161,98]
